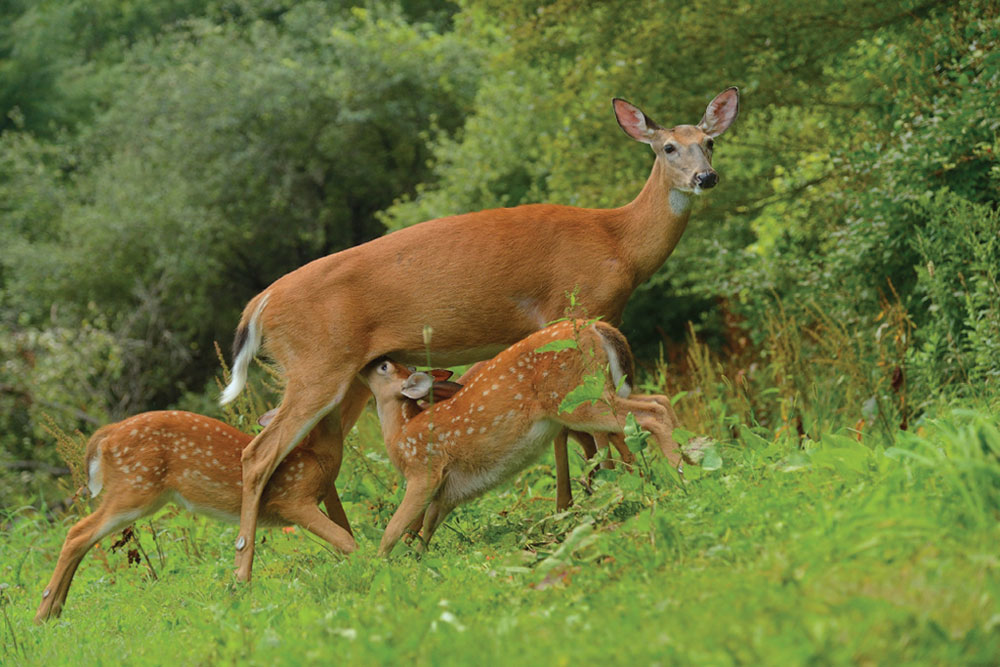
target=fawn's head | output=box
[362,359,462,409]
[613,87,739,194]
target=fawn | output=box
[454,362,679,510]
[34,410,355,623]
[363,319,680,556]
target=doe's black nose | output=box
[696,171,718,189]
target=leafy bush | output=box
[1,2,482,449]
[909,193,1000,398]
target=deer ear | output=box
[401,372,434,400]
[431,380,463,402]
[613,98,660,144]
[429,369,454,382]
[258,408,278,427]
[697,87,739,138]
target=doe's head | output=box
[613,87,739,194]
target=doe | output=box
[221,88,739,581]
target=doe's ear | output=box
[697,87,739,138]
[429,369,454,382]
[401,372,434,400]
[613,98,660,144]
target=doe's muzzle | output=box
[695,171,718,189]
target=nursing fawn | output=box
[35,410,355,623]
[363,319,680,556]
[455,361,679,510]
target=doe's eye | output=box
[663,143,676,154]
[706,138,715,150]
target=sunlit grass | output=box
[3,403,998,664]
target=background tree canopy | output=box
[1,0,998,503]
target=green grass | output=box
[2,408,999,665]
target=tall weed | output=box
[659,295,916,447]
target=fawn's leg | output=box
[378,476,438,557]
[419,499,456,551]
[277,503,356,554]
[560,397,680,466]
[604,432,636,468]
[316,379,370,536]
[553,429,573,511]
[35,504,142,623]
[614,397,685,467]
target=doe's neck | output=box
[615,159,694,284]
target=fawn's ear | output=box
[401,372,434,400]
[429,369,454,382]
[258,408,278,427]
[431,380,463,402]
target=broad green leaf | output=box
[671,427,695,446]
[535,338,578,353]
[701,446,723,471]
[739,425,771,450]
[624,412,650,451]
[558,370,605,413]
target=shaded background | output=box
[1,0,997,506]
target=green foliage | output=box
[732,0,999,402]
[533,339,577,353]
[909,192,1000,395]
[0,2,481,458]
[556,370,605,414]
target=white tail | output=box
[220,293,269,405]
[362,320,680,556]
[227,88,738,580]
[34,410,354,623]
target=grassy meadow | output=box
[3,349,999,665]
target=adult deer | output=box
[363,319,675,556]
[222,88,739,580]
[34,410,355,623]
